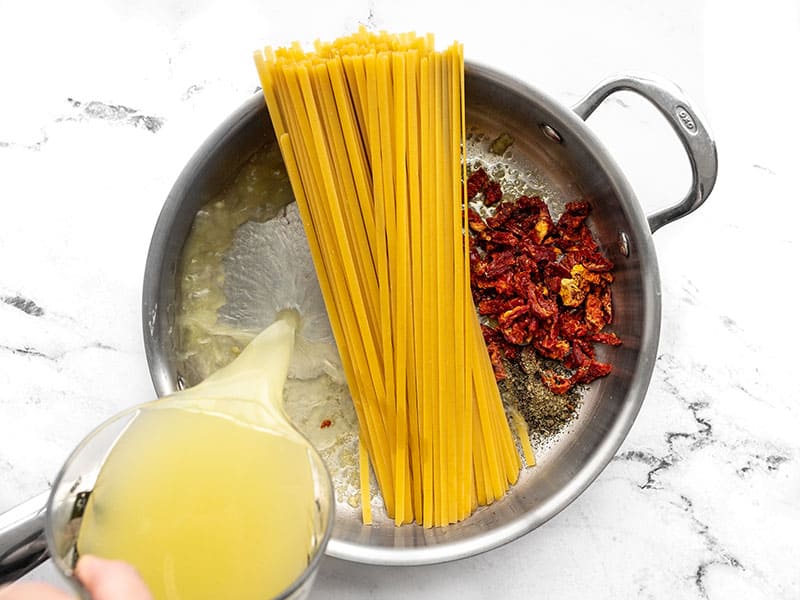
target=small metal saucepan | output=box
[0,63,716,578]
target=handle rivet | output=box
[540,124,563,144]
[617,231,630,257]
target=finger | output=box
[0,582,73,599]
[75,555,154,600]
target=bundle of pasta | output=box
[254,29,534,527]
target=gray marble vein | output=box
[62,98,164,132]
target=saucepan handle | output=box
[0,491,50,584]
[572,74,718,233]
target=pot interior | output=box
[142,64,660,565]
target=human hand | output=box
[0,555,153,599]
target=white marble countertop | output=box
[1,1,798,598]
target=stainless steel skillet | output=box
[0,63,716,578]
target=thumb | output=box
[74,556,153,600]
[0,582,72,599]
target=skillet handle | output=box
[572,74,718,233]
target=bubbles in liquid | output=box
[464,127,566,218]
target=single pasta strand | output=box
[405,320,422,519]
[418,54,435,528]
[512,409,536,467]
[432,52,450,525]
[471,401,490,505]
[391,50,411,525]
[404,48,424,520]
[359,435,373,525]
[456,42,475,521]
[446,44,469,522]
[253,51,286,139]
[439,49,458,524]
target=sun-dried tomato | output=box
[478,296,525,316]
[541,358,612,394]
[467,168,490,199]
[478,229,518,247]
[540,370,573,395]
[527,283,558,320]
[559,311,589,339]
[499,304,533,346]
[520,238,557,264]
[483,180,503,206]
[484,250,516,279]
[584,293,606,332]
[482,324,520,380]
[469,170,620,394]
[468,207,488,233]
[589,331,622,346]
